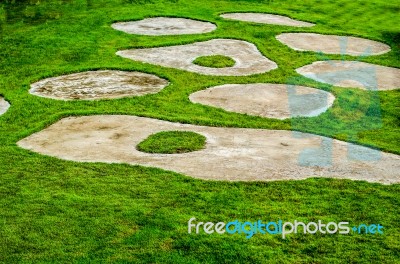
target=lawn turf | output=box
[0,0,399,263]
[137,131,206,154]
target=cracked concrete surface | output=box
[30,70,169,100]
[117,39,278,76]
[277,33,391,56]
[111,17,216,35]
[189,83,335,119]
[221,13,315,27]
[18,115,400,184]
[0,97,10,115]
[297,61,400,90]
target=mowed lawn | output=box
[0,0,399,263]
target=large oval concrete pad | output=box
[277,33,391,56]
[30,70,169,100]
[220,13,315,27]
[117,39,278,76]
[111,17,216,36]
[18,115,400,184]
[189,84,335,119]
[297,61,400,90]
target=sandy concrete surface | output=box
[117,39,278,76]
[0,97,10,115]
[276,33,391,56]
[297,61,400,90]
[111,17,216,35]
[189,84,335,119]
[220,13,315,27]
[18,115,400,184]
[30,70,169,100]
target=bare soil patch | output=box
[220,13,315,27]
[277,33,391,56]
[30,70,169,100]
[297,61,400,90]
[189,84,335,119]
[111,17,216,36]
[18,115,400,184]
[117,39,278,76]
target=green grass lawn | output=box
[0,0,399,263]
[193,55,236,68]
[137,131,206,154]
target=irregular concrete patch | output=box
[189,84,335,119]
[30,70,169,100]
[0,97,10,115]
[220,13,315,27]
[276,33,391,56]
[18,115,400,184]
[117,39,278,76]
[297,61,400,90]
[111,17,216,36]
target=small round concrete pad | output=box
[297,61,400,90]
[117,39,278,76]
[277,33,391,56]
[221,13,315,27]
[111,17,216,36]
[0,97,10,115]
[189,84,335,119]
[18,115,400,184]
[30,70,169,100]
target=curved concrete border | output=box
[0,97,10,116]
[18,115,400,184]
[220,13,315,27]
[30,70,169,100]
[296,61,400,90]
[111,17,216,36]
[276,33,391,56]
[117,39,278,76]
[189,84,335,119]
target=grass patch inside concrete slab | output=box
[137,131,206,154]
[193,55,236,68]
